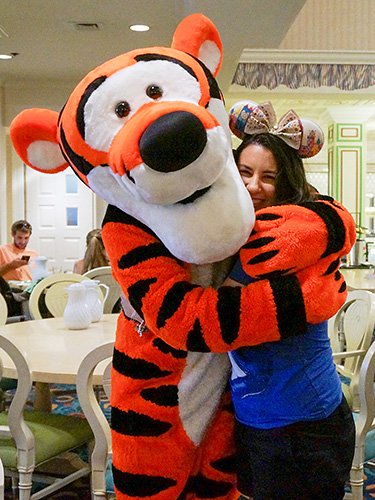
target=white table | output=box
[340,268,375,292]
[0,314,117,410]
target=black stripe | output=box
[269,275,307,338]
[157,281,199,329]
[112,407,172,436]
[192,473,234,498]
[335,270,342,281]
[118,242,175,269]
[217,286,242,345]
[247,249,279,265]
[256,213,282,221]
[210,454,237,474]
[140,385,178,407]
[102,204,158,236]
[112,348,172,379]
[192,56,222,99]
[339,281,347,293]
[59,126,95,176]
[323,257,341,275]
[76,76,107,140]
[152,338,187,358]
[255,268,294,280]
[112,465,177,497]
[128,277,157,319]
[135,53,198,80]
[242,236,275,249]
[299,201,346,258]
[186,319,211,352]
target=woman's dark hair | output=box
[233,133,317,205]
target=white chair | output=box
[76,341,114,500]
[329,290,375,411]
[344,339,375,499]
[0,296,7,327]
[83,267,121,314]
[0,334,94,500]
[28,273,87,319]
[0,458,4,500]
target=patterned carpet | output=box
[3,382,112,499]
[4,383,375,499]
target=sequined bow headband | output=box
[229,100,324,158]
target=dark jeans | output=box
[235,397,355,500]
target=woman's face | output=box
[237,144,278,211]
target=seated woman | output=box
[73,229,109,275]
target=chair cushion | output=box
[106,459,114,494]
[342,383,353,409]
[0,410,93,468]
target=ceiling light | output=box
[0,54,13,60]
[129,24,150,32]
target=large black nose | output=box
[139,111,207,172]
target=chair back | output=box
[76,341,114,500]
[83,266,121,314]
[329,289,375,411]
[0,335,35,472]
[345,339,375,499]
[28,273,87,319]
[0,296,7,326]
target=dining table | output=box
[0,313,118,411]
[340,268,375,292]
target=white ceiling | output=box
[0,0,306,91]
[1,0,375,130]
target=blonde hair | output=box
[82,229,109,274]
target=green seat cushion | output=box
[0,410,93,468]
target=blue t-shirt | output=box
[228,259,343,429]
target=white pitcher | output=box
[63,283,92,330]
[81,279,109,322]
[31,256,49,282]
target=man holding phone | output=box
[0,220,38,281]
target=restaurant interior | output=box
[1,0,375,498]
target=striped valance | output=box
[232,62,375,91]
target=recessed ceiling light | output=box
[129,24,150,32]
[0,54,13,60]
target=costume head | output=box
[10,14,254,264]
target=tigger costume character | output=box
[9,14,355,500]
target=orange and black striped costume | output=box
[102,195,355,499]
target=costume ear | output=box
[10,108,69,174]
[171,13,222,77]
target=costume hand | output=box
[241,204,328,279]
[240,199,355,280]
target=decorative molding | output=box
[233,51,375,92]
[337,124,363,142]
[239,50,375,65]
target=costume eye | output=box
[146,85,163,100]
[115,101,131,118]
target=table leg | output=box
[34,382,52,412]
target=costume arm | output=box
[242,196,356,279]
[102,204,348,353]
[240,196,356,278]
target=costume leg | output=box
[187,389,241,500]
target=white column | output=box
[326,106,375,226]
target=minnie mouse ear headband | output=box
[229,100,324,158]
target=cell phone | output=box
[21,255,30,262]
